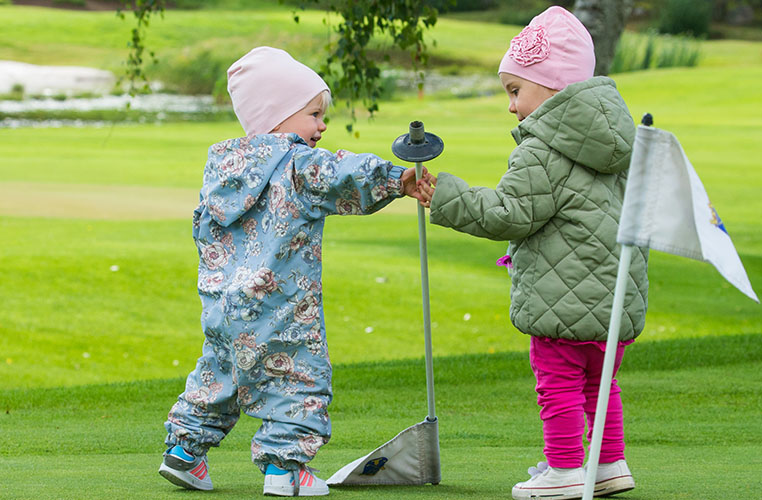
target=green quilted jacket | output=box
[430,76,648,342]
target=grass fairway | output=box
[1,4,761,499]
[2,63,761,388]
[2,335,761,499]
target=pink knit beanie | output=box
[498,6,595,90]
[227,46,329,138]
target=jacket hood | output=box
[511,76,635,174]
[203,133,306,226]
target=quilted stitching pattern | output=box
[524,77,634,175]
[430,77,648,341]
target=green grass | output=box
[1,5,761,499]
[4,2,761,81]
[2,335,761,499]
[1,62,761,389]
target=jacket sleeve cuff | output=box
[429,172,462,226]
[387,165,405,197]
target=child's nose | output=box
[508,101,517,114]
[319,119,327,131]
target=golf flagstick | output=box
[582,244,633,500]
[326,121,444,487]
[583,114,647,500]
[395,120,444,425]
[583,112,760,499]
[415,159,436,422]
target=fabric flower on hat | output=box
[498,6,595,90]
[508,25,550,67]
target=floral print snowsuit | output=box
[165,133,404,471]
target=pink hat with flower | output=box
[227,46,329,138]
[498,6,595,90]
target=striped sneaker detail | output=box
[264,465,328,496]
[298,468,314,487]
[190,460,208,480]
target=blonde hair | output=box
[317,90,332,114]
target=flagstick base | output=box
[582,245,633,500]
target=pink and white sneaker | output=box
[158,445,213,491]
[263,464,329,496]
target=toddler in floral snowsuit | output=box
[159,46,427,497]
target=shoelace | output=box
[291,466,321,496]
[527,461,549,478]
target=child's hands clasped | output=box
[401,167,437,208]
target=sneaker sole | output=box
[263,484,329,496]
[512,485,584,499]
[595,476,635,497]
[159,463,213,491]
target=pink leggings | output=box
[529,336,627,468]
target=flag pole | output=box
[391,120,443,423]
[582,244,633,500]
[415,159,436,422]
[325,122,444,488]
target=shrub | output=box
[0,84,24,101]
[150,48,234,96]
[52,0,86,6]
[498,8,541,26]
[658,0,712,38]
[610,31,701,74]
[430,0,498,12]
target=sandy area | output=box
[0,50,420,220]
[12,0,121,10]
[0,181,419,220]
[0,182,198,220]
[0,60,116,95]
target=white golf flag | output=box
[326,419,440,486]
[618,125,758,302]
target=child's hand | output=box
[417,173,436,208]
[401,167,437,207]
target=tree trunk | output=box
[574,0,633,76]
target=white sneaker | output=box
[512,464,585,499]
[263,465,329,496]
[592,460,635,497]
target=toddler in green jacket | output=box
[420,6,648,500]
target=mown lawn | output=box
[2,62,761,388]
[1,4,761,499]
[2,335,761,499]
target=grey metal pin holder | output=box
[391,121,444,424]
[325,122,445,488]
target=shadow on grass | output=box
[2,333,759,410]
[622,331,762,371]
[333,332,762,391]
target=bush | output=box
[52,0,86,6]
[610,31,701,74]
[658,0,712,37]
[495,0,572,26]
[429,0,498,12]
[499,7,542,26]
[150,48,234,97]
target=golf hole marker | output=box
[326,121,444,487]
